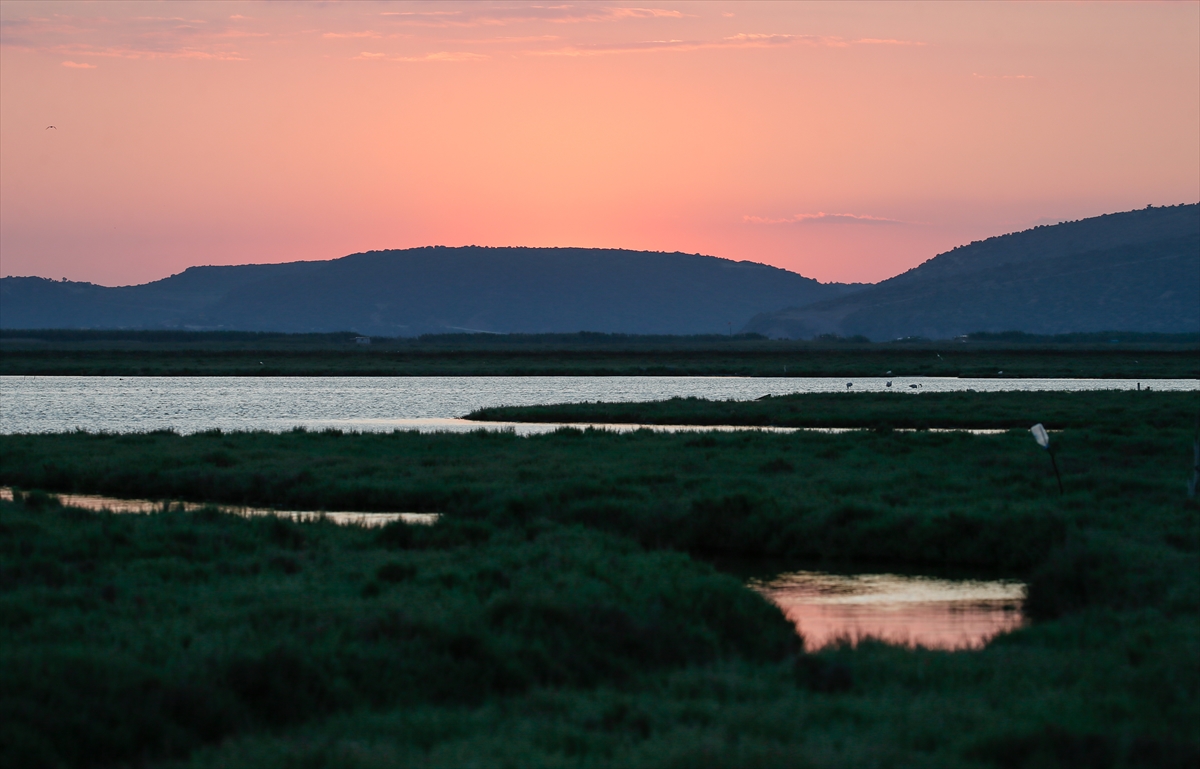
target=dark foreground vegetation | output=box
[2,329,1197,377]
[3,390,1199,767]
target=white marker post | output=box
[1031,423,1062,495]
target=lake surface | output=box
[752,570,1026,651]
[2,375,1194,434]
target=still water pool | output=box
[752,570,1025,651]
[2,375,1193,434]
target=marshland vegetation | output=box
[1,390,1197,767]
[469,389,1199,431]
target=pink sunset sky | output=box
[2,0,1197,287]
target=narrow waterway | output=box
[0,487,436,526]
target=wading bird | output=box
[1030,423,1063,494]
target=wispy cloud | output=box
[744,212,916,225]
[39,43,249,61]
[604,8,686,21]
[534,32,923,56]
[61,60,96,69]
[324,31,382,39]
[379,6,684,28]
[973,72,1035,80]
[1024,215,1070,228]
[444,35,562,44]
[354,50,488,62]
[1,12,253,61]
[855,38,926,46]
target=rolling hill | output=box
[4,204,1196,339]
[742,204,1200,340]
[0,248,857,336]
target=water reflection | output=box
[0,487,436,527]
[751,570,1025,651]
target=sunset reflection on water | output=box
[752,571,1026,651]
[0,488,437,527]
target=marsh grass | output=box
[0,500,797,767]
[2,407,1196,570]
[3,493,1196,769]
[470,390,1200,431]
[1,393,1198,767]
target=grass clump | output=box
[0,499,794,767]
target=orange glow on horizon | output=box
[2,1,1197,286]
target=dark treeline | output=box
[3,327,1197,350]
[1,331,1197,378]
[960,330,1200,345]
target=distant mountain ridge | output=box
[4,205,1195,339]
[742,204,1200,340]
[0,247,858,336]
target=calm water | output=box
[0,487,436,527]
[2,375,1193,434]
[752,570,1026,651]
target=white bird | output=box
[1030,423,1063,493]
[46,125,56,130]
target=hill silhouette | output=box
[5,206,1195,339]
[742,204,1199,340]
[0,248,857,336]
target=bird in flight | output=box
[46,126,56,130]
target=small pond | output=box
[752,570,1026,651]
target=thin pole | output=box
[1049,450,1063,495]
[1190,415,1199,499]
